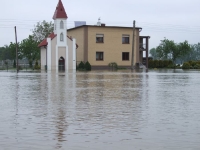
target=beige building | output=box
[68,24,150,69]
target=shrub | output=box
[167,64,175,68]
[4,60,8,65]
[29,60,33,68]
[158,60,164,68]
[194,64,200,69]
[34,65,41,70]
[108,62,118,69]
[18,66,23,70]
[85,61,91,71]
[78,61,85,69]
[190,61,196,67]
[154,60,159,68]
[182,62,190,69]
[163,60,169,68]
[149,60,154,68]
[34,61,40,70]
[147,60,176,69]
[77,61,92,71]
[188,61,192,65]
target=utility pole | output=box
[131,20,135,70]
[14,26,18,73]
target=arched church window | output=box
[60,33,64,41]
[60,20,64,29]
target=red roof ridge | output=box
[67,36,79,49]
[53,0,68,19]
[38,33,57,47]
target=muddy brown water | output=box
[0,69,200,150]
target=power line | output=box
[0,19,200,28]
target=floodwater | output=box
[0,69,200,150]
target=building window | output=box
[96,52,104,61]
[96,34,104,43]
[122,35,130,44]
[60,20,64,29]
[60,33,64,41]
[122,52,129,60]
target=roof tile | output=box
[53,0,68,19]
[38,33,57,47]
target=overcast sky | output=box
[0,0,200,49]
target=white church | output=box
[38,0,77,71]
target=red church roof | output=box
[38,33,79,49]
[53,0,68,19]
[38,33,57,47]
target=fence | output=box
[0,59,40,70]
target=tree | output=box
[9,42,22,60]
[32,20,54,42]
[155,39,173,60]
[155,38,191,63]
[0,45,16,60]
[0,47,6,60]
[149,48,157,60]
[20,35,40,67]
[177,41,191,63]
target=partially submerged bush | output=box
[108,62,118,69]
[182,62,190,69]
[182,60,200,69]
[34,61,40,70]
[77,61,91,71]
[85,61,91,71]
[148,60,174,68]
[78,61,85,70]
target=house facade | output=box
[38,0,77,71]
[68,25,150,69]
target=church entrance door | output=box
[59,57,65,71]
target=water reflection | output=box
[0,70,200,150]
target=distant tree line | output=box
[0,20,54,68]
[149,38,200,65]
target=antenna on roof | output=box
[97,17,101,26]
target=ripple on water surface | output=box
[0,70,200,150]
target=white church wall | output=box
[67,38,73,70]
[40,47,46,70]
[58,47,66,60]
[73,38,76,70]
[47,38,52,71]
[51,37,57,71]
[54,19,67,47]
[58,47,67,70]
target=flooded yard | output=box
[0,69,200,150]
